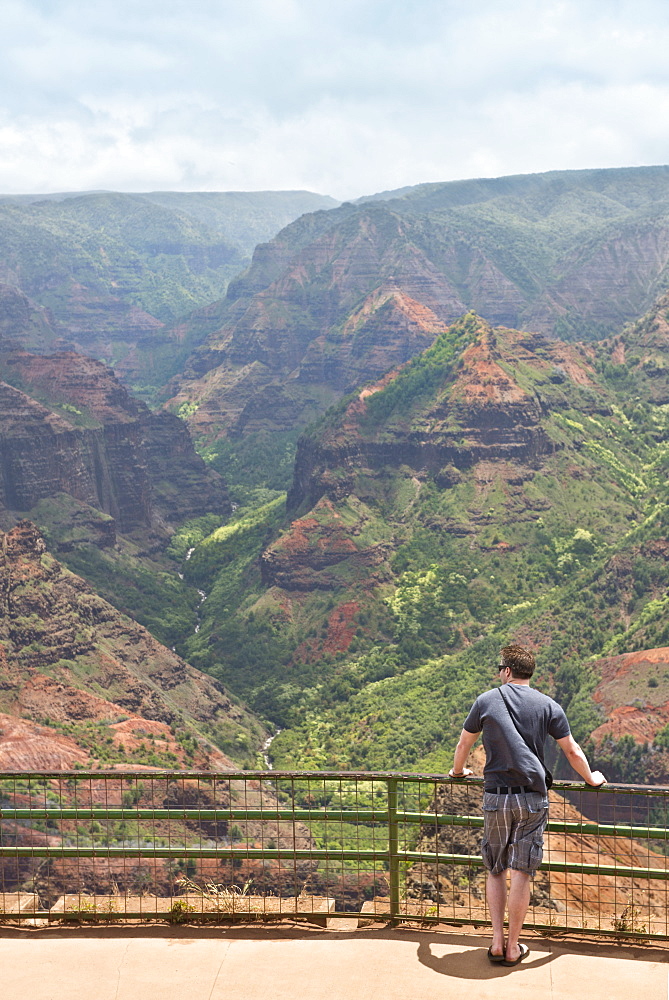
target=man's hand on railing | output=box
[587,771,607,787]
[448,768,474,779]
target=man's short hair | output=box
[500,644,535,679]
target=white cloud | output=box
[0,1,669,198]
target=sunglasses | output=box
[496,664,508,672]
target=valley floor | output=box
[2,923,666,1000]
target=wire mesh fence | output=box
[0,770,667,937]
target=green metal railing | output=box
[1,770,668,938]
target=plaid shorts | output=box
[481,790,549,876]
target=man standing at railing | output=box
[448,643,606,968]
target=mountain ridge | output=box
[167,165,669,473]
[0,190,337,395]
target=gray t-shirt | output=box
[463,684,570,794]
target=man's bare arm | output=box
[556,734,606,786]
[448,728,481,778]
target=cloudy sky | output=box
[1,0,669,200]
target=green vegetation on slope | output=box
[179,498,299,706]
[198,428,303,501]
[15,276,669,778]
[269,498,669,773]
[0,195,242,324]
[363,312,481,424]
[161,307,669,772]
[62,543,202,649]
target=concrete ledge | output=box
[0,892,40,914]
[48,894,336,926]
[0,893,47,926]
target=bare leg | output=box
[505,869,530,961]
[486,871,507,956]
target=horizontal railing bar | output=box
[1,771,668,796]
[399,813,669,840]
[4,809,667,841]
[399,850,669,880]
[0,770,469,781]
[2,842,668,881]
[544,819,668,840]
[0,808,389,823]
[0,846,388,862]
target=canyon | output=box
[4,168,669,782]
[2,168,669,937]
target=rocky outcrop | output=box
[0,350,229,534]
[0,378,153,533]
[143,410,230,526]
[261,495,394,591]
[250,316,618,602]
[288,318,602,511]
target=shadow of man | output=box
[416,935,557,980]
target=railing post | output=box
[387,777,400,924]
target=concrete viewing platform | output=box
[1,922,666,1000]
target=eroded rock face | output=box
[0,378,153,532]
[170,280,452,441]
[261,496,394,591]
[143,410,229,526]
[0,283,58,352]
[0,350,229,533]
[288,319,601,513]
[0,713,89,770]
[167,209,473,439]
[296,288,451,393]
[255,317,611,597]
[589,647,669,744]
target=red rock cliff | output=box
[0,350,229,532]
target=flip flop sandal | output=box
[487,947,506,963]
[502,943,530,967]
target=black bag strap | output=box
[497,687,553,790]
